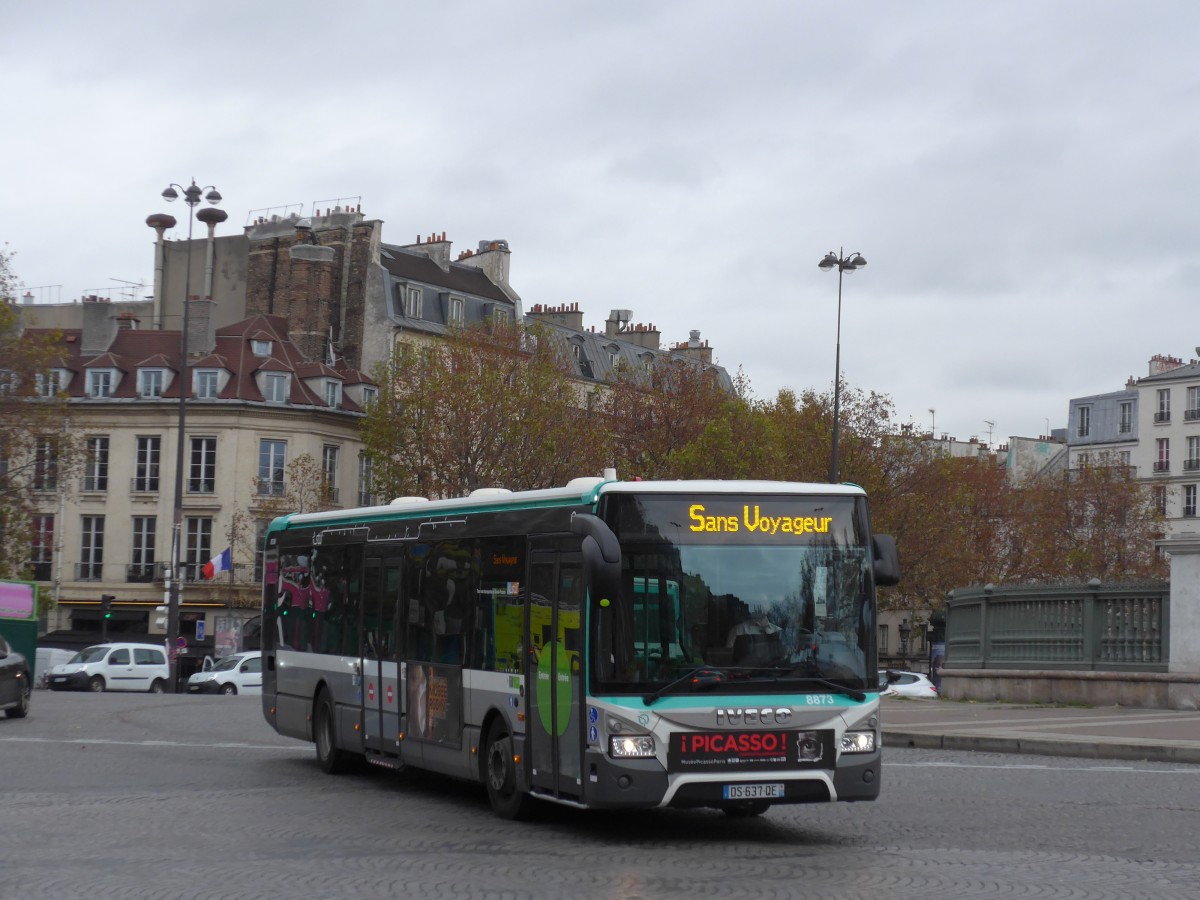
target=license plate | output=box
[723,783,784,800]
[51,676,66,683]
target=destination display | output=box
[607,494,864,546]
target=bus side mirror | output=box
[873,534,900,587]
[571,513,623,680]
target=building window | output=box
[1118,450,1132,468]
[324,380,342,409]
[33,437,58,491]
[1153,485,1168,516]
[134,436,161,492]
[29,515,53,582]
[80,515,105,581]
[130,516,156,582]
[1076,405,1090,438]
[251,340,272,357]
[360,386,377,409]
[86,370,113,398]
[262,372,289,403]
[194,369,220,399]
[448,296,464,325]
[1119,401,1133,433]
[185,517,213,582]
[1187,436,1200,472]
[138,369,165,398]
[189,437,217,493]
[258,439,286,495]
[82,436,109,492]
[492,306,510,325]
[1185,485,1198,518]
[1156,388,1171,423]
[405,287,422,318]
[254,520,268,583]
[1187,386,1200,421]
[358,453,374,506]
[1155,438,1170,473]
[322,445,340,502]
[0,370,16,395]
[36,370,66,397]
[878,624,888,654]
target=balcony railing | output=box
[126,563,159,583]
[130,476,160,493]
[1153,460,1171,473]
[1184,458,1200,471]
[80,475,108,492]
[1119,422,1132,433]
[358,491,376,506]
[27,561,52,582]
[1185,408,1200,421]
[1155,411,1171,423]
[75,562,103,582]
[256,479,286,497]
[188,478,216,494]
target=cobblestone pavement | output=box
[2,691,1198,900]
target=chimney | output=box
[527,301,584,332]
[80,302,120,355]
[186,297,217,355]
[457,238,511,286]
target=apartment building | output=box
[1133,354,1200,527]
[21,302,373,670]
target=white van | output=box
[186,651,262,696]
[47,643,170,693]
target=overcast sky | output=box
[4,2,1197,447]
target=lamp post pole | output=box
[158,179,223,692]
[818,248,867,483]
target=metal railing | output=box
[945,581,1169,672]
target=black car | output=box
[0,632,31,718]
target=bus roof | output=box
[270,478,868,532]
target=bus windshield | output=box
[595,493,875,695]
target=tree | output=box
[0,247,75,582]
[361,321,609,499]
[598,355,729,480]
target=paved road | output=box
[3,691,1198,900]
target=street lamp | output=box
[157,179,223,692]
[898,617,911,668]
[818,248,867,483]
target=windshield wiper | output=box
[766,664,867,702]
[643,667,726,705]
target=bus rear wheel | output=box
[315,689,353,775]
[484,722,531,820]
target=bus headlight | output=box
[610,735,656,758]
[841,731,876,753]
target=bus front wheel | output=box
[314,689,353,775]
[484,722,531,820]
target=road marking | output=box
[890,760,1200,775]
[0,736,304,751]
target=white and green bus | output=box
[260,476,899,819]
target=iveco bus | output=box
[260,477,899,818]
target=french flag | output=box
[202,547,232,580]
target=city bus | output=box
[260,476,899,819]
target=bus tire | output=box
[314,688,353,775]
[484,721,531,820]
[722,799,771,818]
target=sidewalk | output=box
[880,697,1200,764]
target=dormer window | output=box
[251,340,272,357]
[87,370,114,398]
[36,369,68,397]
[360,386,378,409]
[324,380,342,409]
[138,369,166,398]
[261,372,289,403]
[492,306,510,325]
[405,286,422,318]
[448,296,464,325]
[193,369,220,399]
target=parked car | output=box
[35,647,75,689]
[0,631,31,718]
[47,643,169,693]
[879,669,939,699]
[186,651,262,695]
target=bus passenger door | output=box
[527,547,584,800]
[361,556,403,759]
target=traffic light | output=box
[100,595,115,619]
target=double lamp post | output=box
[156,179,225,691]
